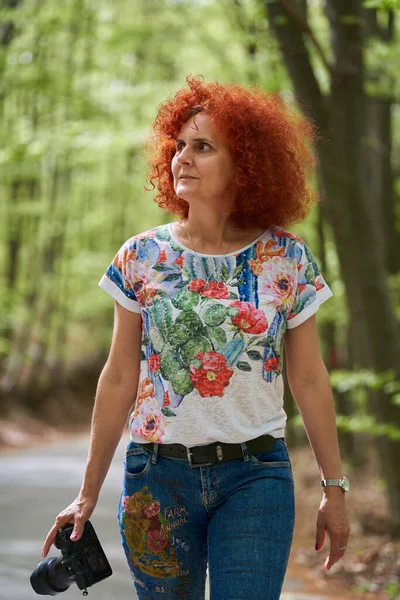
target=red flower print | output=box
[189,352,234,398]
[122,494,144,517]
[188,279,229,299]
[229,301,268,334]
[148,353,161,373]
[147,529,169,553]
[144,501,161,518]
[173,255,183,267]
[157,249,167,263]
[201,281,229,299]
[163,391,170,406]
[264,357,280,372]
[315,274,324,291]
[188,279,207,293]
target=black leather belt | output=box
[140,434,284,467]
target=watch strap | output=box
[321,478,343,487]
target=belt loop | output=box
[241,441,250,462]
[150,443,159,464]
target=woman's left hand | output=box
[315,489,350,570]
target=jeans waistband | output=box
[139,434,285,467]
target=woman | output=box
[42,76,350,600]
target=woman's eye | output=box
[175,142,211,152]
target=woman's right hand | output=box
[42,495,97,558]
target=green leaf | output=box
[221,263,229,281]
[232,265,243,278]
[236,361,252,372]
[161,407,176,417]
[174,281,189,289]
[255,339,270,348]
[247,350,263,361]
[162,273,182,281]
[152,264,173,271]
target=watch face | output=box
[341,476,350,492]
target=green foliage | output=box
[364,0,400,9]
[385,580,400,600]
[330,369,397,393]
[291,412,400,441]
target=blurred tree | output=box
[265,0,400,535]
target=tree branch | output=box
[279,0,333,75]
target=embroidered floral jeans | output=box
[118,438,295,600]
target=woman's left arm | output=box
[285,314,350,571]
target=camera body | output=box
[54,521,112,590]
[31,521,112,596]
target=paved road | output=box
[0,434,327,600]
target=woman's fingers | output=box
[325,533,349,570]
[315,512,326,551]
[42,498,96,557]
[70,515,88,542]
[42,514,73,558]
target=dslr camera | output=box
[30,520,112,596]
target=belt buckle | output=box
[186,447,213,468]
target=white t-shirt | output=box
[99,223,332,447]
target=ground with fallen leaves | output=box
[1,414,399,599]
[288,444,400,600]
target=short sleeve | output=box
[287,241,332,329]
[98,238,142,313]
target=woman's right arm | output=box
[42,301,142,557]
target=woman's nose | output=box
[176,148,193,165]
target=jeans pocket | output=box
[250,438,291,467]
[124,447,152,479]
[250,456,291,467]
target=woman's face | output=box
[171,113,236,208]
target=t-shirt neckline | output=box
[167,222,269,258]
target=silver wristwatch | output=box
[320,476,350,493]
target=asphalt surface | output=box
[0,434,327,600]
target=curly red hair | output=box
[144,75,319,230]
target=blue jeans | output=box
[118,438,295,600]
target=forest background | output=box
[1,0,400,597]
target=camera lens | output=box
[30,557,72,596]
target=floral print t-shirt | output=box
[99,223,332,447]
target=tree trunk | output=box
[363,7,400,275]
[315,208,362,464]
